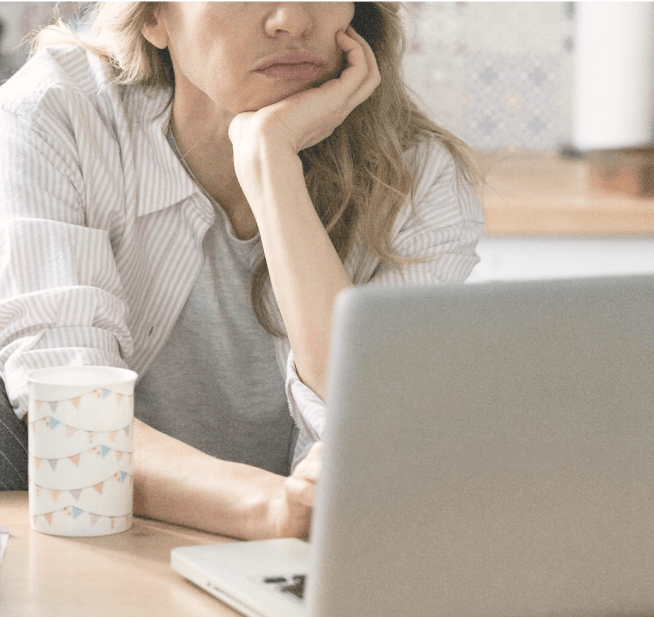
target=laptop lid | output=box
[306,275,654,617]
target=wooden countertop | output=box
[481,153,654,236]
[0,491,241,617]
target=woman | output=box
[0,3,483,538]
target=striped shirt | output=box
[0,46,484,445]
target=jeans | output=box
[0,378,28,490]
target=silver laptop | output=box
[172,275,654,617]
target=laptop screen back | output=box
[308,276,654,617]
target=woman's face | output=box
[143,2,355,115]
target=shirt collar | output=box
[121,85,199,218]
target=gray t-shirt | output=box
[135,137,295,476]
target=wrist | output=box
[239,472,287,540]
[243,136,302,173]
[234,142,305,209]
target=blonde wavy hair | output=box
[34,2,479,336]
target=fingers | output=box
[313,26,378,105]
[293,26,376,148]
[229,28,379,154]
[267,442,323,539]
[334,26,381,106]
[283,441,323,508]
[283,475,316,508]
[291,441,323,487]
[340,26,379,79]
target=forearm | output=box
[132,418,283,540]
[227,27,379,399]
[245,147,352,399]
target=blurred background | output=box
[1,1,653,282]
[404,2,573,153]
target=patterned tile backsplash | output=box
[402,2,572,152]
[0,2,572,152]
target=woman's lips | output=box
[255,49,324,81]
[257,63,322,81]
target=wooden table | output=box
[0,492,240,617]
[482,153,654,235]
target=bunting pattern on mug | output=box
[31,507,132,530]
[28,377,135,536]
[31,471,134,502]
[31,390,133,415]
[28,416,132,443]
[32,445,132,472]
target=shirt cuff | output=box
[284,348,327,443]
[3,328,128,421]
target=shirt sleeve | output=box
[281,141,485,448]
[0,103,133,421]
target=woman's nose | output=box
[264,3,313,39]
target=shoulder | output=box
[403,138,482,219]
[0,46,107,118]
[404,138,465,193]
[0,46,169,135]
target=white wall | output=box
[468,237,654,283]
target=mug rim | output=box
[27,365,138,388]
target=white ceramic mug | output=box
[27,366,138,537]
